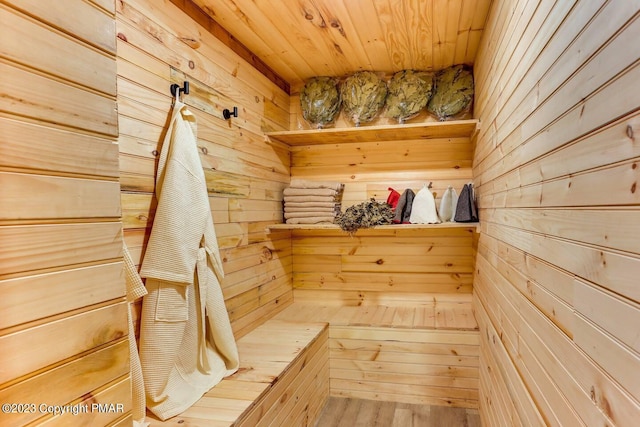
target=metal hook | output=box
[170,81,190,102]
[223,106,238,120]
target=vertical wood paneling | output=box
[0,1,130,425]
[474,1,640,425]
[115,0,292,340]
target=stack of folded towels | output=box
[283,179,344,224]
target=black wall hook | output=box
[170,81,190,99]
[223,107,238,120]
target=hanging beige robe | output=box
[122,243,148,427]
[139,101,239,421]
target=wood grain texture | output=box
[2,0,117,53]
[116,0,293,343]
[473,1,640,425]
[0,2,130,424]
[0,341,130,425]
[275,303,479,409]
[184,0,491,89]
[267,120,478,145]
[288,226,476,305]
[145,320,329,427]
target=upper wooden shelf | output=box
[265,119,479,146]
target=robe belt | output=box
[195,247,211,372]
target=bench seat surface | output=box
[146,319,329,426]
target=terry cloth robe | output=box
[123,243,149,427]
[139,101,239,421]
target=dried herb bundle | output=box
[385,70,433,123]
[427,65,474,120]
[340,71,388,126]
[335,199,394,233]
[300,76,341,129]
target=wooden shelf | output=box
[266,222,479,233]
[266,119,479,146]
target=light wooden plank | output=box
[485,222,640,304]
[268,223,479,232]
[331,337,479,357]
[330,346,477,367]
[0,61,118,137]
[0,115,119,177]
[331,367,478,391]
[0,302,128,384]
[574,278,640,354]
[3,0,117,53]
[330,387,477,409]
[0,222,123,277]
[339,254,475,274]
[0,340,130,426]
[482,207,640,255]
[293,239,474,256]
[475,251,640,426]
[0,262,125,330]
[1,172,121,220]
[39,376,132,426]
[267,119,478,145]
[331,325,479,346]
[1,5,116,94]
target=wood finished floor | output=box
[314,397,481,427]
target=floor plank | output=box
[315,397,481,427]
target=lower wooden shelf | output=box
[266,222,480,233]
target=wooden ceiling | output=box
[186,0,492,92]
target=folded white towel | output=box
[284,195,341,203]
[286,216,336,224]
[283,187,340,197]
[289,179,343,191]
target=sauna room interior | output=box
[2,0,639,426]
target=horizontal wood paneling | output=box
[2,0,117,53]
[0,302,128,385]
[0,223,123,277]
[0,116,120,177]
[275,303,479,408]
[473,1,640,425]
[289,226,476,306]
[0,340,129,426]
[0,262,124,330]
[0,60,117,136]
[115,0,293,341]
[0,5,116,94]
[0,172,121,220]
[0,2,129,424]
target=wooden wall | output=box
[288,127,475,305]
[472,1,640,425]
[0,0,132,425]
[115,0,292,339]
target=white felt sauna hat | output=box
[409,184,441,224]
[439,186,459,222]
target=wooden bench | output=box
[274,300,480,409]
[146,319,329,426]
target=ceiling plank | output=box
[171,0,492,90]
[171,0,291,93]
